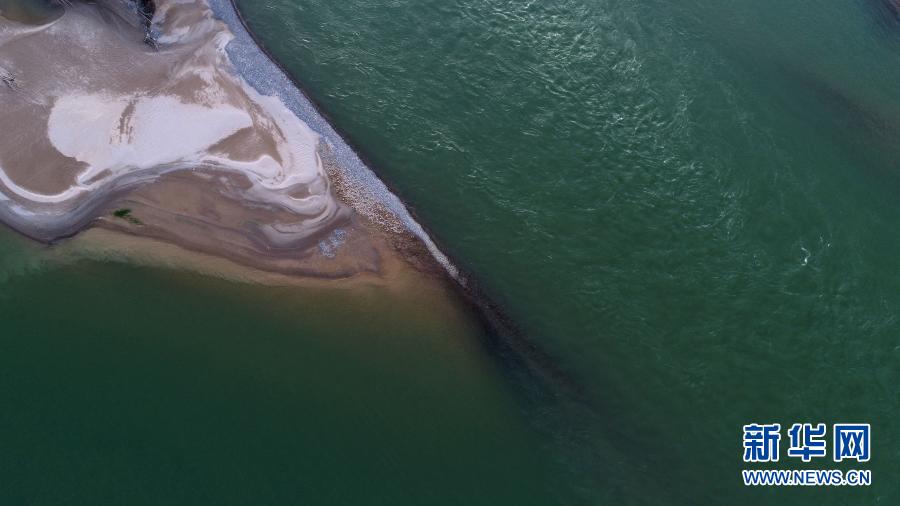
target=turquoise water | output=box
[236,0,900,503]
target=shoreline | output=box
[0,0,446,286]
[62,227,437,291]
[206,0,462,282]
[214,0,588,398]
[0,0,585,400]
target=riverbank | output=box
[0,218,561,505]
[0,0,447,285]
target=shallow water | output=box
[0,227,562,504]
[236,0,900,503]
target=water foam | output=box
[207,0,462,281]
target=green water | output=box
[0,232,561,504]
[235,0,900,503]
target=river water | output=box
[2,0,900,503]
[235,0,900,503]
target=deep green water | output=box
[234,0,900,503]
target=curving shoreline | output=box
[0,1,340,245]
[0,0,453,283]
[0,0,461,285]
[206,0,461,282]
[215,0,588,397]
[0,0,579,395]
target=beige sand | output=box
[0,0,443,284]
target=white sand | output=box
[0,0,341,243]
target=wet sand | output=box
[0,0,444,284]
